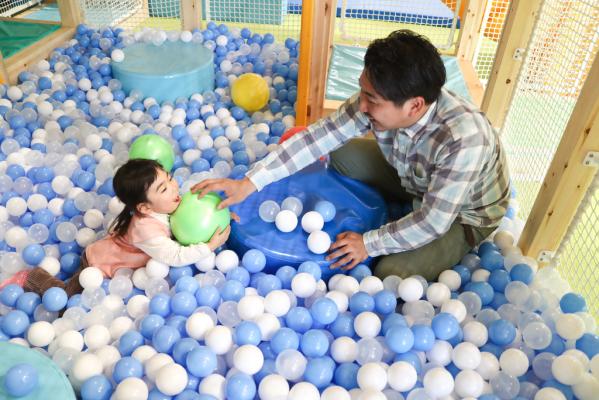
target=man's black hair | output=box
[364,30,446,105]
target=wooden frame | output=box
[455,0,489,107]
[295,0,315,126]
[480,0,543,129]
[2,0,82,84]
[518,51,599,260]
[181,0,203,31]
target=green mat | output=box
[0,20,60,58]
[326,44,471,102]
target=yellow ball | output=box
[231,73,270,112]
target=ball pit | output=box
[0,20,596,400]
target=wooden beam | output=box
[5,27,76,84]
[0,51,8,85]
[57,0,83,27]
[0,17,60,25]
[481,0,543,129]
[322,99,343,117]
[295,0,314,126]
[519,51,599,261]
[456,0,488,63]
[307,0,335,124]
[458,58,484,107]
[181,0,203,31]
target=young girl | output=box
[1,159,231,297]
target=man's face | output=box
[358,71,418,131]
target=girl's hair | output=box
[110,158,163,237]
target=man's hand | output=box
[326,231,368,270]
[191,177,257,209]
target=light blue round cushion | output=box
[0,342,75,400]
[112,41,215,103]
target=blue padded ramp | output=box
[228,162,387,279]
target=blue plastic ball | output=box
[300,329,329,357]
[310,297,339,325]
[80,375,113,400]
[112,356,143,383]
[225,373,255,400]
[42,287,68,311]
[431,312,460,340]
[298,261,321,281]
[3,363,38,397]
[241,249,266,273]
[186,346,217,378]
[22,243,46,265]
[234,321,262,346]
[1,284,24,307]
[559,292,587,313]
[303,356,335,389]
[270,327,300,355]
[488,319,517,346]
[510,263,534,284]
[385,325,415,353]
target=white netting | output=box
[473,0,510,84]
[501,0,599,221]
[0,0,41,17]
[553,171,599,322]
[206,0,302,42]
[80,0,182,30]
[332,0,462,50]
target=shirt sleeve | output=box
[246,94,371,191]
[363,120,488,256]
[135,235,213,267]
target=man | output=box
[193,30,510,281]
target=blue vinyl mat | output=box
[326,44,471,102]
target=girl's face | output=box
[142,168,181,214]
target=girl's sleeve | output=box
[135,235,213,267]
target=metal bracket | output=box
[513,48,525,61]
[537,250,555,263]
[583,151,599,167]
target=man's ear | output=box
[407,96,426,117]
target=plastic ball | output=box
[42,287,68,311]
[397,277,423,302]
[27,321,56,347]
[258,200,280,222]
[314,200,336,222]
[186,346,217,378]
[170,192,230,245]
[129,135,175,172]
[155,363,188,396]
[387,361,417,392]
[258,374,289,400]
[113,377,148,400]
[3,363,38,397]
[455,369,484,398]
[231,73,269,112]
[307,230,331,254]
[275,209,298,233]
[233,344,264,375]
[423,367,454,398]
[79,267,104,289]
[301,211,324,233]
[225,372,256,400]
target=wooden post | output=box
[0,51,8,85]
[307,0,336,123]
[518,51,599,261]
[481,0,543,129]
[295,0,315,126]
[181,0,203,31]
[456,0,488,62]
[57,0,84,27]
[454,0,488,107]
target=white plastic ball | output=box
[27,321,55,347]
[423,367,454,398]
[39,256,61,276]
[237,295,264,320]
[301,211,324,233]
[233,344,264,375]
[500,348,530,377]
[307,230,331,254]
[215,249,239,273]
[534,387,567,400]
[287,382,319,400]
[387,361,418,392]
[331,337,358,363]
[79,267,104,289]
[145,353,174,383]
[275,210,298,233]
[477,351,500,380]
[258,374,289,400]
[552,354,585,385]
[354,312,381,339]
[438,269,461,290]
[264,290,291,317]
[357,362,387,391]
[426,282,451,306]
[198,374,226,399]
[463,320,488,347]
[205,325,233,355]
[455,369,485,398]
[155,363,188,396]
[113,377,148,400]
[397,277,423,302]
[186,312,215,340]
[452,342,481,370]
[291,272,317,298]
[72,353,103,383]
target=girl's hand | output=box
[207,225,231,250]
[231,212,240,223]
